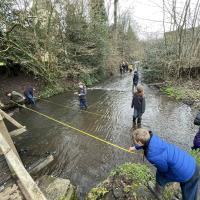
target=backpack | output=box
[194,112,200,126]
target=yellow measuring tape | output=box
[13,102,139,155]
[40,99,104,117]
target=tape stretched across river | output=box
[12,101,141,155]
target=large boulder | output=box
[37,175,77,200]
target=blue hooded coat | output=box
[146,134,196,183]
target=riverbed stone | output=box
[0,183,24,200]
[37,175,77,200]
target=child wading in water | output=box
[74,82,87,110]
[131,86,145,125]
[132,70,139,93]
[129,128,200,200]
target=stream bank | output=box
[86,163,181,200]
[150,79,200,109]
[0,70,110,110]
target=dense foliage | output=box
[142,0,200,83]
[0,0,140,84]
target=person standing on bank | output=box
[129,128,200,200]
[74,82,87,110]
[131,86,145,125]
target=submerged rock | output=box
[37,175,78,200]
[86,163,180,200]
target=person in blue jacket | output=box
[24,87,35,105]
[129,128,199,200]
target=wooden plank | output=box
[0,132,47,200]
[29,155,54,175]
[0,155,54,186]
[0,114,21,161]
[9,127,27,137]
[0,109,24,129]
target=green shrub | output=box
[190,149,200,165]
[40,84,65,98]
[110,163,154,185]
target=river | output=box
[11,73,198,198]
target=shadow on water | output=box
[11,74,198,198]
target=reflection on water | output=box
[12,74,198,198]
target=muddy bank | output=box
[0,73,42,108]
[0,73,75,110]
[0,71,111,110]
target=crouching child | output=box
[129,128,200,200]
[24,87,36,105]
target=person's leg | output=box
[82,99,87,109]
[137,117,142,124]
[27,94,35,105]
[133,109,138,123]
[79,99,84,109]
[180,165,199,200]
[137,113,143,124]
[148,171,171,200]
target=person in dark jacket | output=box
[74,82,87,109]
[131,86,145,124]
[24,87,35,105]
[122,62,126,73]
[129,128,200,200]
[133,71,139,89]
[192,127,200,150]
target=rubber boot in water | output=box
[137,117,142,124]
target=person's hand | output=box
[74,92,78,95]
[128,146,136,152]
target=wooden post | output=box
[0,132,47,200]
[0,110,24,129]
[0,114,20,161]
[29,155,54,175]
[9,126,27,137]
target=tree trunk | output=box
[114,0,118,30]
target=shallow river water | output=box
[12,74,198,198]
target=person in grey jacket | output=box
[131,86,145,125]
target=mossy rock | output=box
[86,163,179,200]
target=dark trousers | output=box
[180,165,200,200]
[156,164,200,200]
[79,98,87,109]
[25,94,35,105]
[133,109,143,123]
